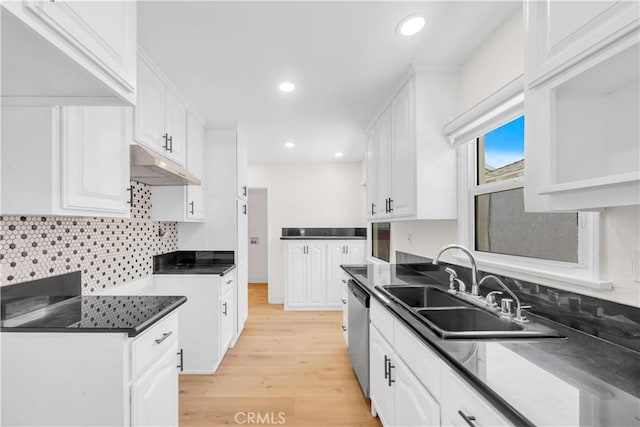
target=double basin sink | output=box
[379,285,564,340]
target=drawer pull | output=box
[223,302,228,316]
[458,410,477,427]
[341,279,347,283]
[341,325,347,331]
[341,299,347,304]
[155,331,173,344]
[226,280,233,284]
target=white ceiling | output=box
[138,1,519,162]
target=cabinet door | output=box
[25,0,136,95]
[365,127,378,219]
[130,345,179,427]
[220,288,235,353]
[369,325,394,426]
[285,243,307,308]
[236,131,248,200]
[306,242,327,307]
[164,90,187,166]
[376,107,393,220]
[186,114,205,221]
[391,79,416,218]
[236,200,249,329]
[393,356,440,427]
[526,0,639,87]
[326,243,347,308]
[135,59,166,154]
[346,242,366,265]
[60,106,130,216]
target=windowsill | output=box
[451,253,613,291]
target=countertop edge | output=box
[280,237,366,240]
[342,267,535,427]
[153,264,237,276]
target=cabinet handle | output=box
[371,203,376,215]
[242,204,247,215]
[341,299,347,304]
[168,135,173,153]
[177,349,184,372]
[384,355,390,379]
[388,198,393,212]
[341,279,347,283]
[341,325,347,331]
[155,331,173,344]
[387,359,395,387]
[226,279,233,284]
[223,301,228,316]
[242,185,247,197]
[163,133,170,150]
[346,246,349,254]
[458,410,477,427]
[126,186,133,206]
[385,198,389,213]
[189,201,195,215]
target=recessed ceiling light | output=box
[334,152,344,158]
[279,82,295,92]
[398,15,425,37]
[284,142,295,148]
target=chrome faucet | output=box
[432,245,480,296]
[479,275,531,323]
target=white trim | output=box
[444,75,524,147]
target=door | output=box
[236,200,249,329]
[306,242,327,307]
[376,107,393,220]
[285,243,307,308]
[130,345,179,427]
[369,325,394,426]
[393,356,440,427]
[220,288,235,353]
[60,106,130,216]
[186,113,205,220]
[366,127,378,218]
[25,0,136,93]
[326,243,347,307]
[135,59,166,153]
[164,90,187,166]
[236,131,248,200]
[391,78,416,218]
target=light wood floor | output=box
[179,283,381,426]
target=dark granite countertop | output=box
[280,227,366,240]
[342,263,640,427]
[153,250,236,276]
[1,295,186,337]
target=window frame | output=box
[447,77,610,289]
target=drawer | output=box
[370,299,394,344]
[221,273,235,295]
[442,367,511,427]
[394,319,442,401]
[130,311,179,379]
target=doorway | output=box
[247,188,269,292]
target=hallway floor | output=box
[179,283,381,426]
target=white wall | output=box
[248,188,268,283]
[387,5,640,307]
[248,162,366,303]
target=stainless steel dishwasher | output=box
[347,279,370,397]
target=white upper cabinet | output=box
[365,69,457,222]
[524,1,640,211]
[526,0,639,88]
[151,113,206,222]
[134,53,187,167]
[236,131,249,200]
[1,0,136,105]
[2,106,131,218]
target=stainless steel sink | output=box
[378,284,565,340]
[382,285,468,308]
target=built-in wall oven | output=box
[347,279,370,397]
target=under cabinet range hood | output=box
[130,145,201,185]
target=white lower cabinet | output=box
[370,299,511,427]
[1,311,180,427]
[153,272,236,373]
[284,240,365,310]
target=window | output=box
[371,222,390,262]
[473,116,580,263]
[445,76,605,288]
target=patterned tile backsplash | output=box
[0,181,177,293]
